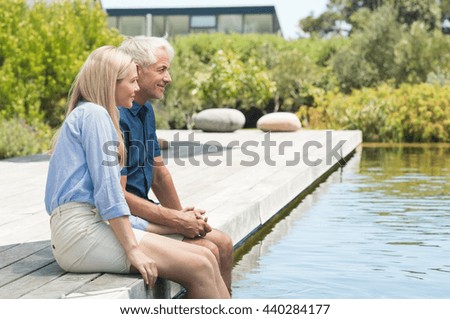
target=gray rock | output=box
[194,108,246,132]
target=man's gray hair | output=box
[118,36,175,67]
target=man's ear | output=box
[136,64,141,76]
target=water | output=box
[232,144,450,298]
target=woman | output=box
[45,46,229,298]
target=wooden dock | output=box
[0,129,362,298]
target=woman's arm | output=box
[108,216,158,287]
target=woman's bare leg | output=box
[137,233,230,298]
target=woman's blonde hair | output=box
[55,46,134,166]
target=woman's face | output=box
[115,63,139,108]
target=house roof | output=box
[100,0,284,35]
[100,0,278,10]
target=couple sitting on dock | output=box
[44,36,232,298]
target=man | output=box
[118,36,233,292]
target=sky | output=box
[273,0,329,38]
[101,0,330,39]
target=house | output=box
[100,0,283,37]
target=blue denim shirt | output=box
[119,101,161,230]
[45,102,130,220]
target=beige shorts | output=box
[50,202,147,274]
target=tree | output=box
[328,0,386,19]
[443,0,450,18]
[395,0,441,30]
[332,5,403,91]
[300,11,341,37]
[300,0,443,36]
[443,0,450,34]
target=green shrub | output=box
[332,4,450,92]
[0,0,123,159]
[332,5,402,92]
[394,22,450,85]
[163,33,339,128]
[0,118,52,159]
[196,49,275,111]
[0,0,123,127]
[297,83,450,142]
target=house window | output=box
[190,15,216,33]
[244,14,273,33]
[166,15,189,36]
[191,15,216,28]
[218,14,243,33]
[119,16,146,36]
[152,16,165,36]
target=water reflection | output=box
[232,144,450,298]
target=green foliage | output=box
[0,0,123,127]
[162,35,210,129]
[395,0,441,30]
[300,11,341,37]
[332,5,450,91]
[332,6,402,91]
[348,7,373,31]
[1,1,448,158]
[0,117,52,159]
[196,49,275,111]
[328,0,386,19]
[160,34,341,128]
[394,22,450,84]
[307,0,443,36]
[297,83,450,142]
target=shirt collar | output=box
[128,100,152,117]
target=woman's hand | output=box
[127,247,158,287]
[108,216,158,287]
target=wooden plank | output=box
[20,272,102,299]
[0,262,64,299]
[0,240,49,269]
[0,209,45,225]
[0,219,50,246]
[0,243,19,254]
[70,273,184,299]
[0,173,45,195]
[72,273,141,296]
[1,196,46,214]
[0,246,55,288]
[0,213,49,236]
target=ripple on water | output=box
[232,145,450,298]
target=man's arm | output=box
[152,155,209,221]
[120,172,211,238]
[151,155,183,210]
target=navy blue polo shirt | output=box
[119,101,161,200]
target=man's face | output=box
[138,49,172,100]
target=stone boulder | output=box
[257,112,301,132]
[193,108,246,132]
